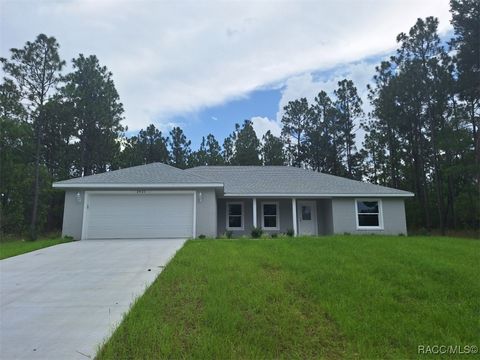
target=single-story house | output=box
[52,163,414,240]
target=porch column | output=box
[292,198,298,236]
[253,198,257,228]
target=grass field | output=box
[97,235,479,359]
[0,236,73,260]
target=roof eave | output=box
[52,183,224,189]
[222,192,415,198]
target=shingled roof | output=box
[52,163,222,188]
[53,163,413,197]
[185,166,413,197]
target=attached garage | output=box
[82,191,195,239]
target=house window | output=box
[227,202,243,230]
[262,202,279,230]
[301,205,311,220]
[356,199,383,229]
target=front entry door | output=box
[297,200,318,235]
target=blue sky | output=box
[1,0,452,149]
[164,82,282,147]
[167,53,388,147]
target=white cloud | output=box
[251,116,281,140]
[274,60,380,147]
[1,0,452,132]
[276,61,378,122]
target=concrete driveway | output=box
[0,239,186,360]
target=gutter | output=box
[52,183,224,189]
[221,193,415,198]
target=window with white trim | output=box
[227,202,243,229]
[356,200,382,229]
[262,202,279,230]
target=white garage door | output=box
[83,192,194,239]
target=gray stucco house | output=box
[53,163,414,240]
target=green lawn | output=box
[0,236,73,260]
[98,236,479,359]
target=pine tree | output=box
[189,136,208,167]
[334,79,364,179]
[62,54,124,176]
[450,0,480,190]
[281,98,311,167]
[232,120,261,165]
[262,130,285,165]
[205,134,224,165]
[169,127,191,169]
[1,34,65,239]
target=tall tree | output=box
[364,15,477,231]
[120,124,169,167]
[191,133,224,166]
[361,126,389,185]
[365,61,403,189]
[42,97,76,180]
[450,0,480,188]
[334,79,364,179]
[188,136,208,167]
[222,137,234,165]
[0,79,32,234]
[262,130,285,165]
[396,17,454,233]
[138,124,170,164]
[1,34,65,239]
[62,54,124,176]
[281,98,311,167]
[169,126,191,169]
[222,124,239,165]
[306,91,344,174]
[205,134,224,165]
[42,97,77,231]
[232,120,261,165]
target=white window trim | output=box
[226,201,244,230]
[355,198,384,230]
[261,201,280,230]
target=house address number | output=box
[136,190,146,194]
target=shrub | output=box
[225,231,233,239]
[271,233,278,238]
[414,227,430,236]
[286,229,294,237]
[198,234,206,239]
[251,227,263,238]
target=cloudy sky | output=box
[1,0,452,147]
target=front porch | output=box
[217,198,334,237]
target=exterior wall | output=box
[317,199,333,235]
[217,198,333,237]
[218,198,295,236]
[62,190,85,240]
[217,198,253,236]
[62,191,406,240]
[332,197,407,235]
[256,199,294,235]
[195,189,217,238]
[61,188,217,240]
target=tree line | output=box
[1,0,478,238]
